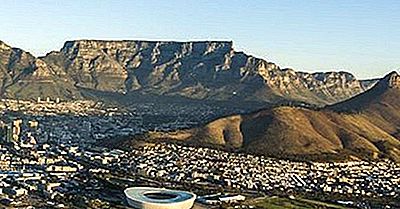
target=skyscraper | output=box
[12,119,22,142]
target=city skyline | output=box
[0,1,399,208]
[0,0,399,79]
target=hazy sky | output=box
[0,0,399,79]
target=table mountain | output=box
[0,39,377,105]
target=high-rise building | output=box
[5,125,13,143]
[0,121,7,142]
[28,120,39,129]
[12,119,22,142]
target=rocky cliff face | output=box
[0,40,36,94]
[386,71,400,88]
[0,41,81,99]
[0,40,378,104]
[257,65,373,104]
[47,40,262,98]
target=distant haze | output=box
[0,0,399,79]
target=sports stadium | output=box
[124,187,196,209]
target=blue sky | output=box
[0,0,399,79]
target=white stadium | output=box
[124,187,196,209]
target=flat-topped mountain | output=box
[131,72,400,162]
[0,40,377,105]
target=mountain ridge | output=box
[0,39,379,105]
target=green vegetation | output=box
[247,196,348,209]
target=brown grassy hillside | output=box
[118,72,400,162]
